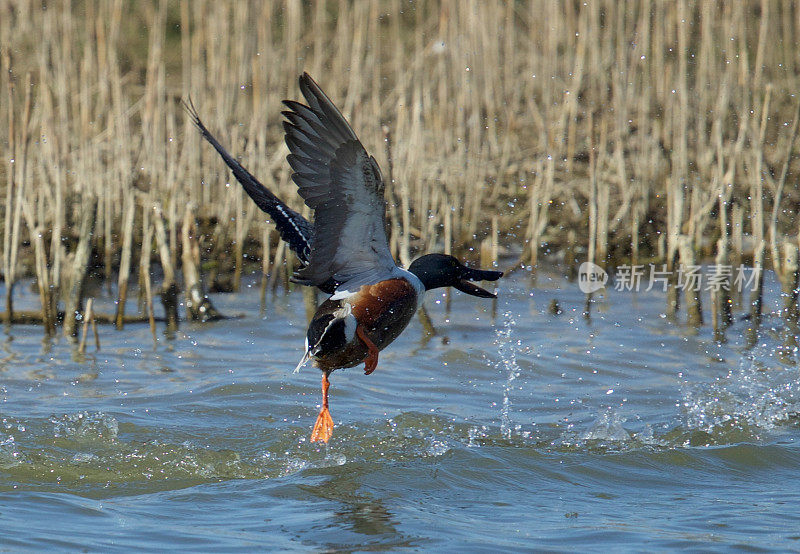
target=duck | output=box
[187,73,502,443]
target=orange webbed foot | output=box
[356,324,379,375]
[310,372,334,443]
[310,407,334,443]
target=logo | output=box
[578,262,608,293]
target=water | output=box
[1,269,799,550]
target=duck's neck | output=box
[396,266,427,297]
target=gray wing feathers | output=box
[296,77,358,143]
[284,73,395,288]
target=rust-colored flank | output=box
[349,278,417,324]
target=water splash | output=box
[50,411,119,442]
[582,410,632,442]
[0,434,23,468]
[467,425,486,447]
[424,436,450,456]
[495,311,522,439]
[682,350,800,439]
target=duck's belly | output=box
[315,278,419,371]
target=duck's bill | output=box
[455,279,496,298]
[455,268,503,298]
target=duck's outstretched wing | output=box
[283,73,395,291]
[184,99,313,265]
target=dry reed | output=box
[0,1,798,343]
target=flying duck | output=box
[187,74,502,442]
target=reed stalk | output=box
[711,202,733,341]
[114,189,136,329]
[769,98,800,280]
[745,241,766,350]
[62,194,98,337]
[268,240,287,294]
[181,203,220,321]
[778,242,799,354]
[677,235,703,327]
[138,204,157,342]
[2,49,20,321]
[584,111,598,320]
[260,226,271,314]
[153,204,179,333]
[78,298,100,354]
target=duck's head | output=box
[408,253,503,298]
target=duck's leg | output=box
[310,372,334,443]
[356,325,379,375]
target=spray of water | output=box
[495,310,522,439]
[682,347,800,436]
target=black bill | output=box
[455,267,503,298]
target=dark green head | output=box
[408,253,503,298]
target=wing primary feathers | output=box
[183,98,313,264]
[281,74,396,289]
[298,73,358,142]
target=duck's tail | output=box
[293,350,311,374]
[293,336,313,373]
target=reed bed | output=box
[1,0,799,340]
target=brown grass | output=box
[1,0,799,331]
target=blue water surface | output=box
[1,269,799,550]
